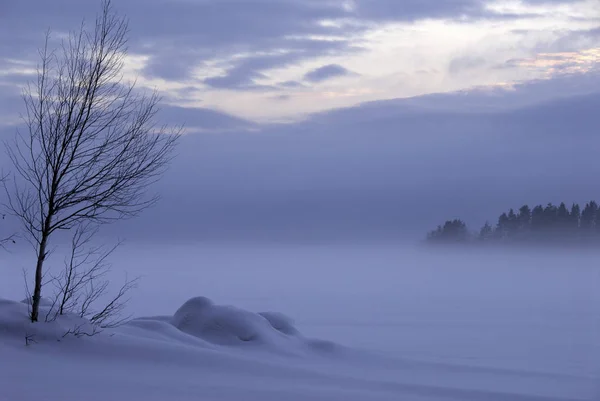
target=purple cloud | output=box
[304,64,355,83]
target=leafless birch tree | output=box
[4,0,180,322]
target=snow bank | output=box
[258,312,299,335]
[0,295,594,401]
[1,295,336,356]
[167,296,337,354]
[20,296,54,308]
[172,296,267,344]
[0,298,96,344]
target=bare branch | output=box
[5,0,179,322]
[22,268,33,318]
[89,274,138,328]
[62,323,100,338]
[45,222,136,329]
[0,231,16,251]
[0,175,17,250]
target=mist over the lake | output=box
[1,1,599,399]
[107,84,600,244]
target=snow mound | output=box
[0,298,96,344]
[0,295,338,357]
[20,297,54,307]
[170,296,338,354]
[123,316,214,348]
[173,296,284,345]
[258,312,299,335]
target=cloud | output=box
[203,71,273,92]
[520,0,582,4]
[1,0,354,81]
[448,56,487,74]
[549,27,600,52]
[0,0,543,86]
[156,104,257,133]
[1,0,598,121]
[202,52,313,91]
[498,48,600,77]
[130,0,522,84]
[351,0,484,21]
[202,39,361,90]
[278,80,305,88]
[135,1,357,82]
[304,64,355,82]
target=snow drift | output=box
[0,298,97,344]
[156,296,336,354]
[0,293,595,401]
[0,295,336,356]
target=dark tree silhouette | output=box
[543,203,558,235]
[427,200,600,247]
[516,204,531,240]
[478,221,493,241]
[530,205,545,233]
[570,203,581,231]
[506,209,518,238]
[580,201,597,239]
[556,202,569,237]
[427,219,468,243]
[496,212,509,240]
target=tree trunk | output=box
[31,228,49,322]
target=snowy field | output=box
[1,243,599,400]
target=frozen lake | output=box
[2,242,598,380]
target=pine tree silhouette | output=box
[426,200,600,247]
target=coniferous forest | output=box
[426,201,600,246]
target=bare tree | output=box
[4,0,179,322]
[46,223,137,329]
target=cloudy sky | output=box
[1,0,599,242]
[1,0,598,122]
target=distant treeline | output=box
[427,201,600,245]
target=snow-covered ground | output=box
[1,244,598,400]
